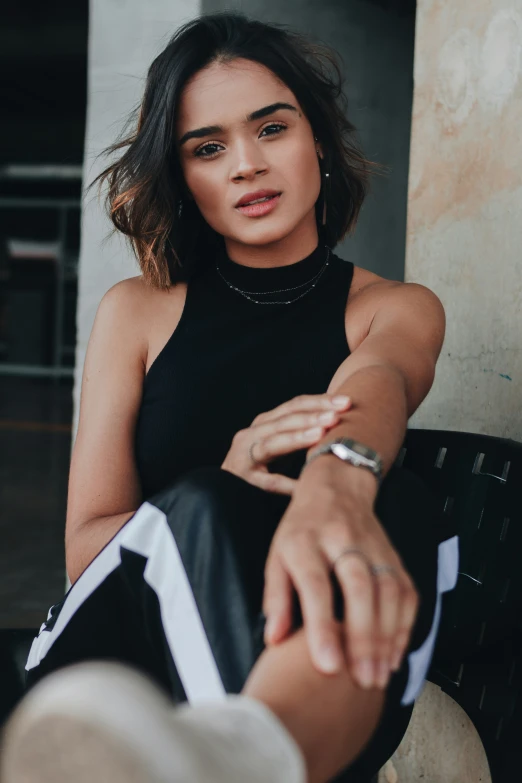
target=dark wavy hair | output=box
[88,12,376,289]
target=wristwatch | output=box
[301,437,383,485]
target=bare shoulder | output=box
[94,276,149,366]
[349,265,400,300]
[346,265,444,351]
[102,274,158,313]
[97,275,188,374]
[98,274,149,319]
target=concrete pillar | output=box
[407,0,522,440]
[74,0,201,438]
[392,1,521,778]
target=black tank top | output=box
[135,242,354,500]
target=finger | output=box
[254,426,326,464]
[263,556,294,645]
[252,394,352,425]
[334,554,377,689]
[248,470,297,496]
[390,576,420,671]
[373,569,401,688]
[262,408,341,435]
[284,534,344,674]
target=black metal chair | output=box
[2,428,521,782]
[402,429,522,783]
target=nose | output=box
[230,140,268,181]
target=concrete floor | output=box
[378,681,492,783]
[0,376,72,629]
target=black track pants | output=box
[25,465,458,782]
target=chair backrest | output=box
[400,429,522,782]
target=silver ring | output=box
[331,548,397,578]
[331,547,373,572]
[249,440,261,466]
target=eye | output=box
[194,142,223,159]
[193,123,287,159]
[260,123,287,137]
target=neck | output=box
[216,238,329,301]
[223,218,319,269]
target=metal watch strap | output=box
[302,437,383,485]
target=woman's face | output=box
[176,58,323,260]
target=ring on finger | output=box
[249,440,261,466]
[331,548,398,579]
[331,547,373,572]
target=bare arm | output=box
[261,281,446,677]
[65,278,148,584]
[299,281,446,489]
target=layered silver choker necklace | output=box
[215,247,330,305]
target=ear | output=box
[314,136,324,161]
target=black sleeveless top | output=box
[135,242,354,500]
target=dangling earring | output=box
[177,199,183,218]
[322,170,330,226]
[315,136,329,227]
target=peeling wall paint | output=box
[407,0,522,440]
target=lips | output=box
[235,189,282,208]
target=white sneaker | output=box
[1,661,306,783]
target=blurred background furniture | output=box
[0,166,81,381]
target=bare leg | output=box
[243,626,386,783]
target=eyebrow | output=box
[178,102,298,146]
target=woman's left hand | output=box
[262,458,420,690]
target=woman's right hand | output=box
[221,394,352,496]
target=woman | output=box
[2,12,458,783]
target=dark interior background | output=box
[0,0,87,627]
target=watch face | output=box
[333,440,380,468]
[332,443,350,458]
[351,443,369,459]
[336,439,376,461]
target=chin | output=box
[239,229,289,247]
[231,216,309,247]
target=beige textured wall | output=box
[406,0,522,440]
